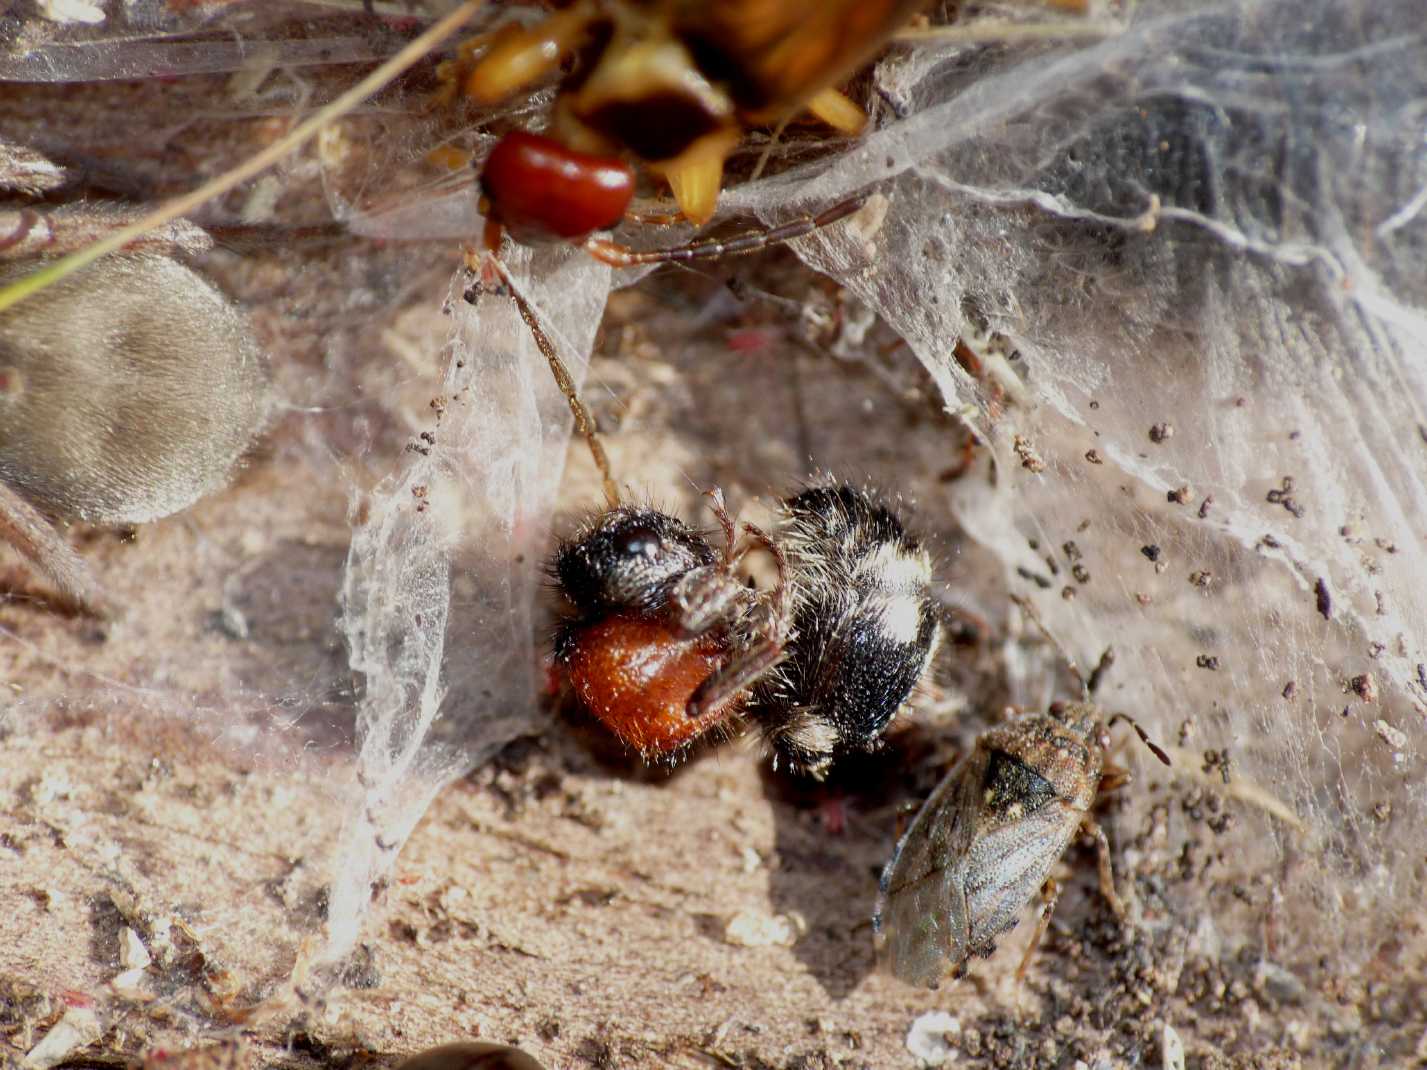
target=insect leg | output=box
[1083,816,1127,919]
[804,87,867,135]
[583,195,869,267]
[1014,877,1061,985]
[703,486,737,561]
[461,4,593,104]
[936,426,980,483]
[488,255,620,509]
[622,207,686,227]
[671,566,748,639]
[740,521,790,636]
[684,621,787,720]
[1098,758,1132,795]
[663,489,747,637]
[684,521,792,719]
[0,481,111,617]
[1085,645,1116,696]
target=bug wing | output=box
[873,758,981,987]
[671,1,927,122]
[961,801,1080,953]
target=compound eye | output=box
[613,524,662,562]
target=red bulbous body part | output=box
[480,130,635,246]
[561,612,740,759]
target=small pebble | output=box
[906,1012,961,1067]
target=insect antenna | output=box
[583,194,869,268]
[1008,595,1170,766]
[1106,712,1172,767]
[683,515,792,721]
[1008,592,1092,694]
[486,255,620,509]
[1084,645,1115,696]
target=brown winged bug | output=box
[873,699,1169,987]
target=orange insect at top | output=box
[462,0,928,230]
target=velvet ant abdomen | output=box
[560,612,738,758]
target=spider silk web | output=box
[0,0,1422,1041]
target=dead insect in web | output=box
[0,253,270,616]
[874,701,1170,987]
[499,258,938,776]
[461,0,923,264]
[550,489,790,762]
[515,255,942,773]
[549,482,940,777]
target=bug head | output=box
[1046,700,1110,749]
[553,505,719,616]
[1045,703,1171,766]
